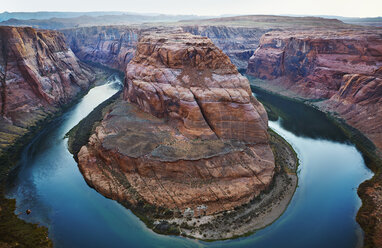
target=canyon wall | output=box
[63,26,140,71]
[63,25,268,71]
[247,29,382,247]
[77,31,275,218]
[323,67,382,150]
[247,29,382,152]
[181,26,267,70]
[0,26,95,153]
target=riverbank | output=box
[0,65,116,247]
[67,93,299,240]
[248,76,382,248]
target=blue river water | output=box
[6,76,373,248]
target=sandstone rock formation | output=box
[181,26,267,70]
[0,26,95,153]
[247,29,382,247]
[124,31,269,142]
[62,16,353,73]
[63,26,139,71]
[247,29,382,152]
[323,67,382,151]
[247,30,382,99]
[77,31,275,218]
[63,25,262,72]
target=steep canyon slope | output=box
[0,26,95,153]
[62,16,353,72]
[63,25,264,71]
[247,29,382,152]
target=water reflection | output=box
[251,85,348,142]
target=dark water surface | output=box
[6,77,373,248]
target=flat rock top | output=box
[131,30,238,73]
[101,100,246,162]
[261,29,382,41]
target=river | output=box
[5,75,373,248]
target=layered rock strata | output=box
[247,29,382,152]
[63,26,139,71]
[247,29,382,247]
[77,31,275,218]
[0,26,95,153]
[181,26,267,70]
[322,67,382,151]
[63,25,267,72]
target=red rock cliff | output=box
[247,30,382,99]
[63,25,267,72]
[0,26,94,152]
[323,67,382,151]
[247,29,382,151]
[77,31,275,217]
[247,29,382,247]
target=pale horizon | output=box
[1,0,381,18]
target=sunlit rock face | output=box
[0,26,94,152]
[77,30,275,216]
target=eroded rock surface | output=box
[0,26,95,152]
[247,29,382,247]
[181,26,267,70]
[247,30,382,99]
[64,25,268,72]
[124,31,269,143]
[247,29,382,151]
[63,26,140,71]
[77,31,275,218]
[322,67,382,151]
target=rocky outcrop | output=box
[0,26,95,153]
[77,31,275,219]
[62,26,140,71]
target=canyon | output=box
[0,26,98,154]
[63,25,263,71]
[247,29,382,153]
[63,16,354,71]
[247,28,382,247]
[0,13,381,247]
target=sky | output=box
[1,0,381,18]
